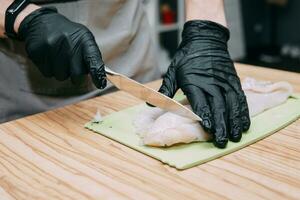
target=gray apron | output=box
[0,0,159,123]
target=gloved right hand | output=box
[18,7,106,89]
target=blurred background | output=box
[142,0,300,74]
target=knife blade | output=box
[105,67,202,121]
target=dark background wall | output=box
[240,0,300,72]
[242,0,300,48]
[241,0,273,48]
[276,0,300,46]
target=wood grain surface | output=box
[0,63,300,200]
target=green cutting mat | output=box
[85,94,300,170]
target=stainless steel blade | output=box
[105,67,202,121]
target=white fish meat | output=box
[132,77,293,147]
[242,77,293,116]
[133,105,210,146]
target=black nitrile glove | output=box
[158,20,251,148]
[18,7,106,89]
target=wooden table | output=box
[0,63,299,200]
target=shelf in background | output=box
[158,23,180,32]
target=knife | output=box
[105,67,202,121]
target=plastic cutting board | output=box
[85,93,300,170]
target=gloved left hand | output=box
[18,7,106,89]
[158,20,251,148]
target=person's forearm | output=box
[185,0,227,27]
[0,0,39,38]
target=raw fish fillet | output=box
[132,78,293,147]
[242,77,293,116]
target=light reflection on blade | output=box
[105,67,202,121]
